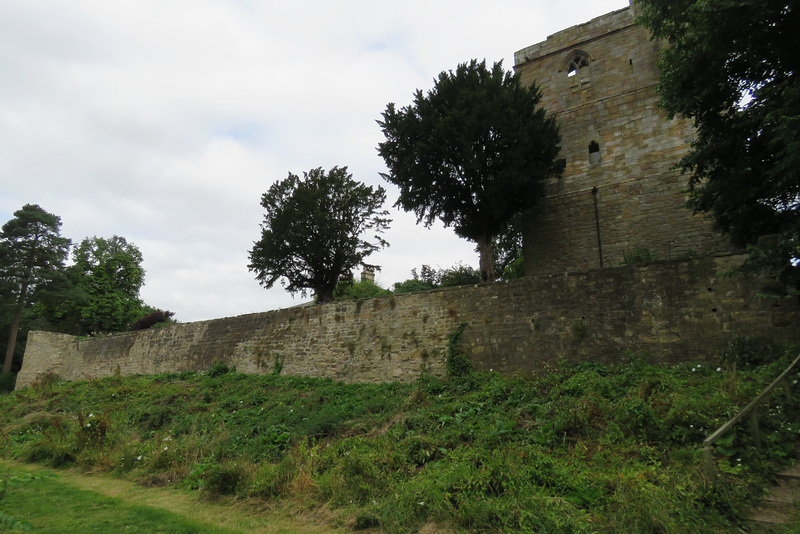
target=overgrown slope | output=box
[1,349,799,533]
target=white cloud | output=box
[0,0,629,322]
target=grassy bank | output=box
[1,350,799,533]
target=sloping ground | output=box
[2,460,348,534]
[3,356,800,533]
[750,464,800,532]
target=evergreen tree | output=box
[0,204,70,374]
[378,59,564,282]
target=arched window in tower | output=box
[566,51,591,88]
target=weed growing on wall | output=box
[1,349,800,532]
[622,247,657,265]
[446,322,473,378]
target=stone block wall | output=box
[17,254,800,388]
[514,4,734,275]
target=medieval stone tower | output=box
[515,2,733,275]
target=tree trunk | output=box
[316,285,335,304]
[477,238,496,283]
[3,282,28,375]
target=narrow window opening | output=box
[566,53,591,88]
[588,140,601,164]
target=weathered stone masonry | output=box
[515,4,734,275]
[17,6,800,387]
[17,255,800,388]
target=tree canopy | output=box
[248,166,391,303]
[0,204,70,374]
[69,236,146,334]
[378,59,564,282]
[635,0,799,269]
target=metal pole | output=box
[591,187,603,268]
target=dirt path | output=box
[3,461,347,534]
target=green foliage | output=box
[721,337,784,367]
[393,263,481,295]
[0,204,70,374]
[65,236,146,335]
[333,278,391,301]
[2,357,800,532]
[0,373,14,394]
[490,212,525,280]
[446,322,473,377]
[248,166,391,303]
[438,263,481,288]
[391,278,434,295]
[636,0,800,270]
[622,247,657,265]
[378,59,564,282]
[205,361,231,378]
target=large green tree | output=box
[378,59,564,282]
[248,166,391,303]
[68,235,146,334]
[635,0,799,268]
[0,204,70,374]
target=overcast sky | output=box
[0,0,629,322]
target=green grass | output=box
[2,348,800,533]
[1,465,239,533]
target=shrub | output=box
[622,247,657,265]
[721,337,784,367]
[0,373,15,393]
[334,279,391,301]
[447,323,473,378]
[206,361,231,378]
[129,309,175,331]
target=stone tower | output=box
[514,2,732,275]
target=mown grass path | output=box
[1,461,347,533]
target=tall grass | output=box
[1,349,799,532]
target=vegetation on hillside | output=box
[1,342,799,532]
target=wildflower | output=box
[717,367,722,372]
[163,446,169,451]
[418,501,425,506]
[137,455,142,461]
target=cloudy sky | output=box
[0,0,628,322]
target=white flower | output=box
[717,367,722,372]
[418,501,425,506]
[163,446,169,451]
[137,455,142,461]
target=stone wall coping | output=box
[514,5,634,67]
